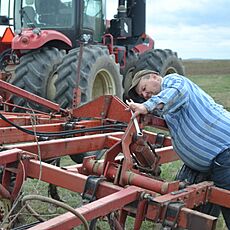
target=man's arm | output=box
[144,76,188,114]
[127,75,189,118]
[126,99,163,118]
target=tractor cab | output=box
[11,0,106,46]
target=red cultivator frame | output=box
[0,80,229,230]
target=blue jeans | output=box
[211,148,230,229]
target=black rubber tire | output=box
[134,48,185,76]
[125,49,185,102]
[176,164,220,218]
[10,47,64,112]
[54,45,122,163]
[54,45,122,109]
[121,50,139,102]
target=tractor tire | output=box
[121,50,139,102]
[124,49,185,102]
[134,48,185,76]
[54,45,122,109]
[54,45,122,163]
[10,47,64,112]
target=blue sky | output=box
[107,0,230,60]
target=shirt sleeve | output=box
[143,74,189,114]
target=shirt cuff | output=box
[143,101,155,112]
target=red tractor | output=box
[0,0,184,111]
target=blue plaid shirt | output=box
[143,74,230,172]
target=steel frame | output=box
[0,81,229,229]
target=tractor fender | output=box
[12,29,72,50]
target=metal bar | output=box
[6,132,124,160]
[145,181,217,229]
[148,181,213,207]
[0,123,63,144]
[146,202,217,229]
[174,207,216,230]
[82,156,179,194]
[142,114,168,130]
[134,198,148,230]
[131,111,143,137]
[143,130,172,146]
[156,146,180,164]
[0,119,104,144]
[72,42,83,108]
[27,159,122,195]
[123,170,179,194]
[72,95,131,123]
[208,186,230,208]
[28,186,141,230]
[0,113,64,127]
[0,80,65,112]
[0,148,21,165]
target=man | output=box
[126,70,230,229]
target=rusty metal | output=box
[0,79,66,113]
[0,90,228,229]
[129,133,160,175]
[72,42,84,108]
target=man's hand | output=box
[126,99,148,118]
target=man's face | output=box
[135,74,162,99]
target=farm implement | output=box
[0,80,229,229]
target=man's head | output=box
[128,70,162,100]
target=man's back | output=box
[162,74,230,172]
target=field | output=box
[183,59,230,111]
[183,59,230,76]
[12,60,230,229]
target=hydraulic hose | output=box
[0,112,126,138]
[21,195,89,230]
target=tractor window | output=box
[21,0,74,28]
[83,0,105,41]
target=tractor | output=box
[0,0,185,111]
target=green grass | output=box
[187,74,230,110]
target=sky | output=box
[107,0,230,60]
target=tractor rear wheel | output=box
[124,49,185,102]
[121,50,139,101]
[10,47,64,112]
[54,45,122,109]
[54,45,122,163]
[134,48,185,76]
